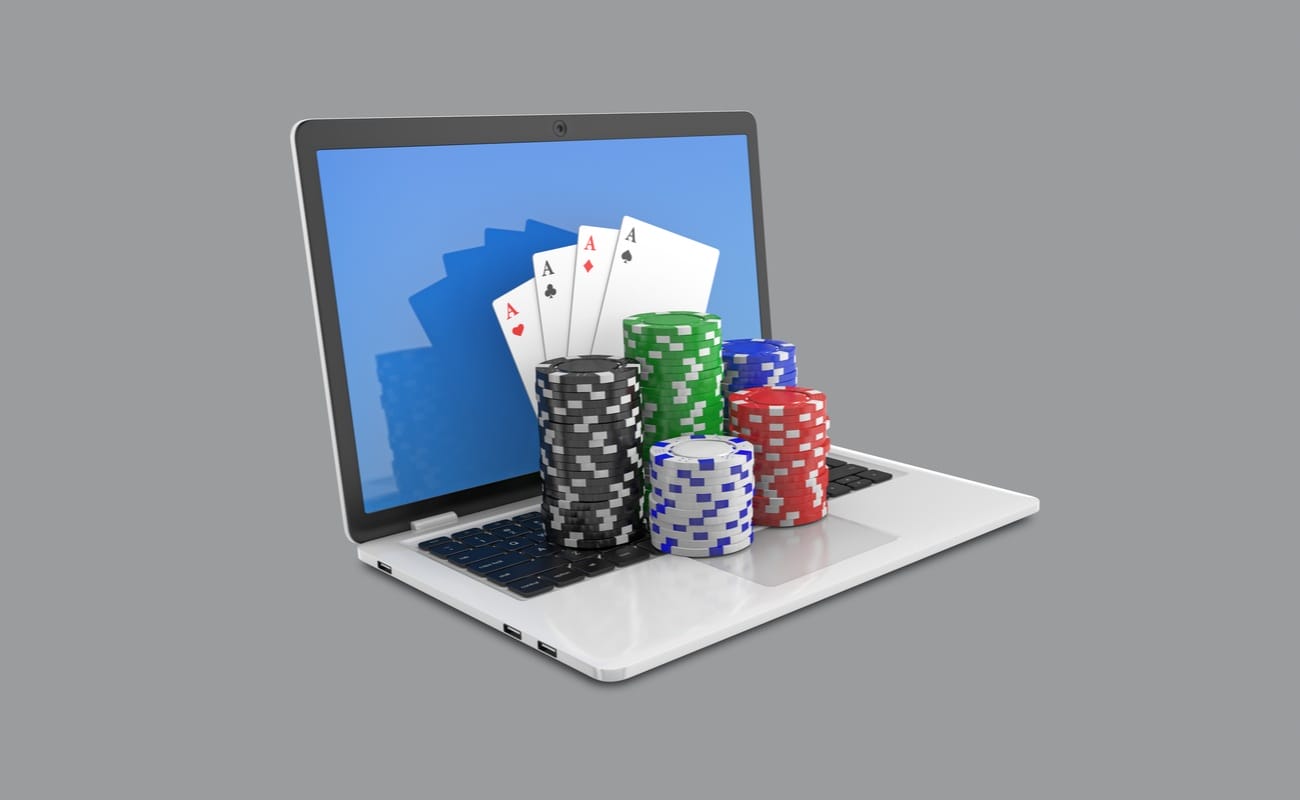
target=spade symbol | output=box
[544,283,557,298]
[621,250,633,263]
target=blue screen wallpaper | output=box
[317,134,760,512]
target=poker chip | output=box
[726,384,832,528]
[548,529,645,550]
[536,355,640,387]
[624,311,722,336]
[535,356,645,549]
[656,534,755,557]
[722,338,796,364]
[644,434,755,557]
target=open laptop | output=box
[292,112,1039,681]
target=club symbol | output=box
[544,283,556,298]
[621,250,633,263]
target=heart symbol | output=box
[582,259,594,273]
[511,323,524,336]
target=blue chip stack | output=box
[722,338,797,417]
[647,435,756,557]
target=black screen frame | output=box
[293,112,771,543]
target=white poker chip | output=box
[652,534,754,557]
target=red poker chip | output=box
[729,385,828,417]
[754,491,826,509]
[755,502,826,517]
[728,426,826,444]
[751,452,824,470]
[755,466,824,482]
[748,445,828,460]
[755,443,829,459]
[754,505,830,527]
[754,465,829,484]
[738,434,826,452]
[727,412,828,430]
[755,481,829,497]
[755,476,828,494]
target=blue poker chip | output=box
[721,339,796,364]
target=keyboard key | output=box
[828,464,868,482]
[485,559,553,585]
[513,511,545,522]
[524,530,548,543]
[845,477,874,490]
[540,567,585,586]
[833,476,860,486]
[483,520,515,532]
[552,548,589,562]
[507,576,554,597]
[571,556,614,576]
[864,469,892,483]
[451,527,488,541]
[428,541,470,558]
[825,457,846,468]
[518,520,546,532]
[606,544,649,568]
[418,536,453,551]
[460,532,496,548]
[468,552,531,575]
[500,536,534,551]
[827,483,851,498]
[449,543,509,566]
[520,544,554,558]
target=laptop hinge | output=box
[410,511,459,534]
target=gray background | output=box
[3,1,1296,796]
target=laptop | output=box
[292,112,1039,681]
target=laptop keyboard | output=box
[417,511,663,598]
[415,460,891,599]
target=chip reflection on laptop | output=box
[293,112,1038,681]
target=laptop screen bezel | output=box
[293,112,771,544]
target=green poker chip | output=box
[623,311,722,337]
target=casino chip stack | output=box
[647,435,756,556]
[622,312,726,449]
[727,386,830,527]
[722,338,797,393]
[536,356,646,550]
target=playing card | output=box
[492,278,546,414]
[532,244,577,359]
[566,226,618,356]
[590,217,720,356]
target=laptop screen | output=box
[316,133,761,513]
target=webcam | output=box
[553,119,567,137]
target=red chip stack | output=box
[726,386,830,527]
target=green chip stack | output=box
[622,311,726,451]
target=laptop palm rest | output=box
[703,516,898,587]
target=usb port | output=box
[376,561,392,574]
[537,641,557,658]
[503,624,522,640]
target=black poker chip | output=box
[540,428,641,447]
[543,492,645,512]
[535,356,641,387]
[539,442,642,459]
[538,413,639,431]
[540,451,641,468]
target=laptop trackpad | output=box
[702,515,898,586]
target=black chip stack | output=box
[536,356,647,550]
